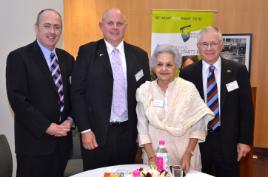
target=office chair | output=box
[0,134,13,177]
[64,128,83,177]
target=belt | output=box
[109,121,128,127]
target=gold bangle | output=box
[148,154,156,160]
[187,150,194,156]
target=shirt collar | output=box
[37,40,56,59]
[202,57,221,72]
[104,40,124,55]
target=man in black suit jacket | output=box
[180,26,254,177]
[6,9,74,177]
[71,8,150,170]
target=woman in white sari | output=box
[136,44,214,172]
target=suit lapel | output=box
[31,41,59,94]
[124,42,135,82]
[220,59,232,108]
[97,40,112,74]
[195,61,205,99]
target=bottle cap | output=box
[159,140,165,145]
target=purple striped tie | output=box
[207,65,220,130]
[50,52,64,117]
[110,48,127,117]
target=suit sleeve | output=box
[237,65,254,145]
[6,51,51,138]
[179,68,189,80]
[71,46,92,132]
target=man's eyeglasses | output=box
[39,23,62,31]
[198,41,220,49]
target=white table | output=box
[71,164,214,177]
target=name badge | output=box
[135,69,144,82]
[226,80,239,92]
[152,99,164,107]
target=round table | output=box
[70,164,214,177]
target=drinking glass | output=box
[171,165,183,177]
[115,169,128,177]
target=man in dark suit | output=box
[6,9,74,177]
[180,26,254,177]
[71,8,150,170]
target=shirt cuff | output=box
[189,130,206,142]
[138,134,152,146]
[81,129,91,134]
[67,117,75,129]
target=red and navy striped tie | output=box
[50,52,64,118]
[207,65,220,130]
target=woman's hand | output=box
[180,151,192,172]
[180,138,197,172]
[144,143,156,166]
[148,155,156,166]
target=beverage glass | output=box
[171,165,183,177]
[115,169,128,177]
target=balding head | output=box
[99,8,128,47]
[101,8,126,23]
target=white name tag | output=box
[152,99,164,107]
[135,69,144,82]
[226,80,239,92]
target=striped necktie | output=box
[207,65,220,130]
[50,52,64,116]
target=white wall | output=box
[0,1,63,176]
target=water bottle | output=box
[155,140,169,172]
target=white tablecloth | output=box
[71,164,214,177]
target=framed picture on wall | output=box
[221,33,252,72]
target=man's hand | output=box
[60,119,73,129]
[81,131,98,150]
[46,122,71,137]
[237,143,251,161]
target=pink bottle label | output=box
[156,156,164,172]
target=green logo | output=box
[180,25,191,42]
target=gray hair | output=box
[197,26,223,43]
[150,44,181,70]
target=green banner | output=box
[151,10,214,56]
[152,10,214,33]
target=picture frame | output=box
[221,33,252,72]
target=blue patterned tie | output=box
[207,65,220,130]
[50,52,64,117]
[110,48,127,117]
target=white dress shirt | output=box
[81,41,129,134]
[105,40,128,123]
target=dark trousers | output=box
[16,146,69,177]
[82,121,137,170]
[200,129,240,177]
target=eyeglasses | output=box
[198,41,220,49]
[39,23,62,31]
